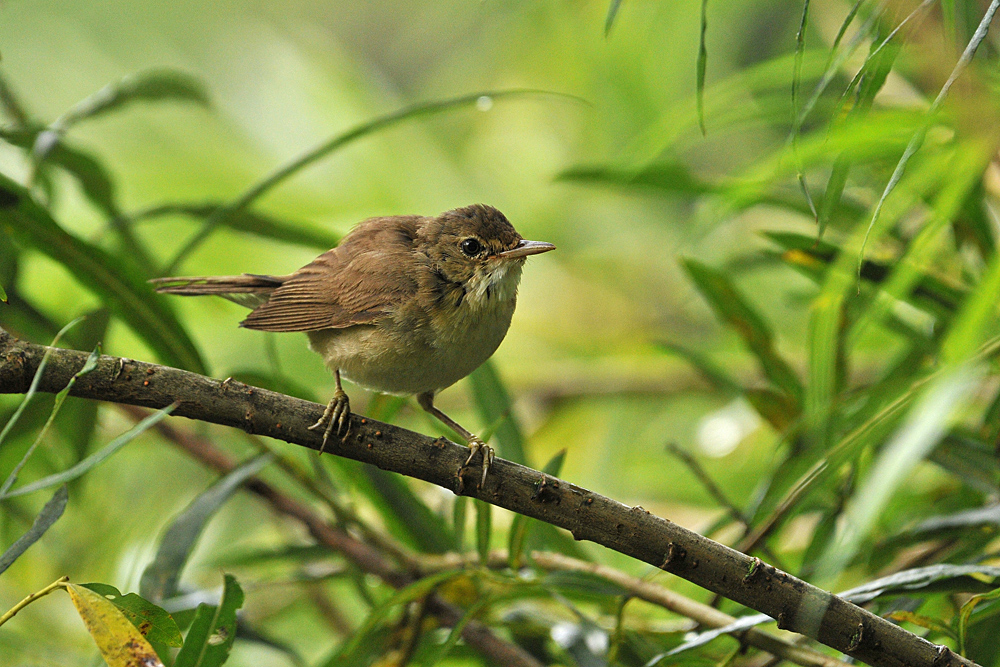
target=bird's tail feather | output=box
[150,274,285,309]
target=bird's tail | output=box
[150,274,286,309]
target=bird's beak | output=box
[499,240,556,259]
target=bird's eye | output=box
[460,238,484,256]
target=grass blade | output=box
[605,0,624,35]
[0,317,80,453]
[859,0,1000,270]
[165,89,577,272]
[36,69,208,150]
[3,404,177,500]
[469,360,526,464]
[697,0,709,135]
[133,203,341,251]
[958,586,1000,655]
[0,173,206,372]
[0,485,68,575]
[814,367,978,584]
[682,258,802,404]
[336,570,464,661]
[361,466,454,553]
[0,344,100,497]
[475,499,492,566]
[140,453,272,602]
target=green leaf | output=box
[166,88,573,272]
[744,388,798,432]
[814,367,979,583]
[56,309,110,462]
[696,0,708,134]
[44,69,208,137]
[959,586,1000,655]
[140,453,272,602]
[0,317,80,454]
[426,595,498,666]
[840,564,1000,603]
[887,611,956,639]
[174,574,244,667]
[46,141,120,217]
[941,233,1000,365]
[557,161,713,197]
[817,154,849,239]
[81,583,183,648]
[336,570,464,661]
[850,144,988,346]
[767,231,964,317]
[469,360,526,464]
[134,203,341,251]
[475,499,492,566]
[0,281,6,303]
[860,0,999,268]
[0,342,100,497]
[0,174,206,372]
[361,465,453,554]
[930,432,1000,495]
[66,583,165,667]
[3,404,176,499]
[453,495,468,552]
[658,342,742,395]
[0,485,68,575]
[543,570,630,600]
[0,129,119,217]
[605,0,624,35]
[682,258,803,404]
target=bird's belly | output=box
[307,301,514,395]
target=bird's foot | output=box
[456,435,494,494]
[308,389,351,454]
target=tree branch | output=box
[0,328,976,667]
[117,404,540,667]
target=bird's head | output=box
[420,204,554,306]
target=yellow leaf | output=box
[65,583,164,667]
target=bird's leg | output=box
[308,369,351,454]
[417,391,494,493]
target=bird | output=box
[151,204,555,491]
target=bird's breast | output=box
[307,285,517,396]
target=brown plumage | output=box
[153,204,554,491]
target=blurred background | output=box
[3,0,1000,665]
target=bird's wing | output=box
[239,218,422,332]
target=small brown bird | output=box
[152,204,554,490]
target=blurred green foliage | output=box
[4,0,1000,665]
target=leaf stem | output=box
[0,576,69,628]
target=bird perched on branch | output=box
[152,204,554,491]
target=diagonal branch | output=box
[0,327,977,667]
[116,404,540,667]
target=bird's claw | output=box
[308,389,351,454]
[456,435,494,494]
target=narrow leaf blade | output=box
[140,453,272,602]
[4,404,176,499]
[0,485,68,575]
[173,574,244,667]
